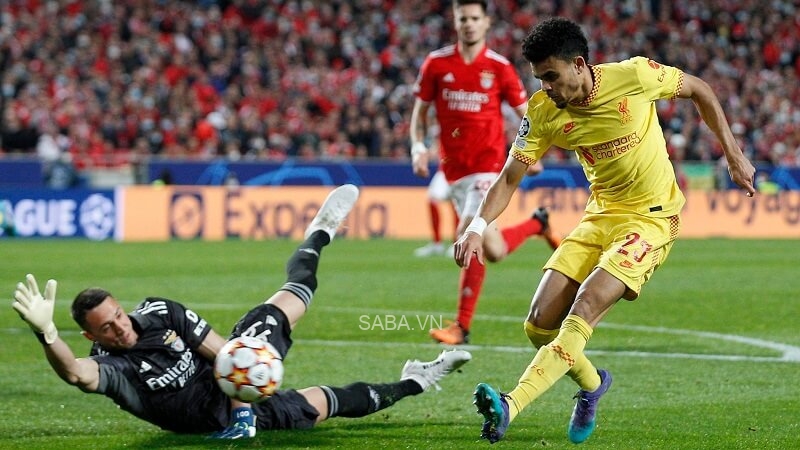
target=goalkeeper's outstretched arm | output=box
[43,339,100,392]
[12,274,100,392]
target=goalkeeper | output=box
[11,185,471,439]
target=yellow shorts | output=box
[544,212,681,298]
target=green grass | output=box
[1,238,798,449]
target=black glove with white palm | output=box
[12,274,59,345]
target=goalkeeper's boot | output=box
[429,320,469,345]
[209,406,256,439]
[401,349,472,391]
[568,369,612,443]
[474,383,510,444]
[532,206,561,250]
[304,184,360,242]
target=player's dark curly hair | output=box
[522,17,589,64]
[72,287,114,329]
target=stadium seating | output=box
[0,1,797,170]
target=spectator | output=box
[1,107,39,153]
[44,153,81,190]
[0,1,796,173]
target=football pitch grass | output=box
[1,237,798,449]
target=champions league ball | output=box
[214,336,284,403]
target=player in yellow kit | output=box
[453,17,756,444]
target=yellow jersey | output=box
[512,56,686,217]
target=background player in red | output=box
[410,0,559,345]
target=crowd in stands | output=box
[0,0,798,171]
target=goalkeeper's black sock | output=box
[278,233,327,307]
[320,381,423,418]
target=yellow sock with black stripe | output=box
[507,315,594,421]
[524,322,601,393]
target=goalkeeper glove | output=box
[209,406,256,439]
[12,274,58,345]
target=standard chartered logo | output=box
[79,194,115,240]
[581,131,642,162]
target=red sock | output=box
[501,218,544,254]
[428,201,441,243]
[456,259,486,331]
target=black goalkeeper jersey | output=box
[89,297,230,433]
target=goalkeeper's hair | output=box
[72,287,113,329]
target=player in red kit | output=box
[410,0,560,345]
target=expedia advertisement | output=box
[1,187,797,241]
[118,186,413,241]
[120,186,800,241]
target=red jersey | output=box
[414,45,527,182]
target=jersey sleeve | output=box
[632,56,684,101]
[510,95,554,165]
[412,55,436,102]
[135,298,213,350]
[94,361,146,414]
[500,63,528,109]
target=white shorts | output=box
[427,170,451,202]
[449,173,498,219]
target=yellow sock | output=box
[508,315,594,420]
[524,321,558,348]
[524,322,601,393]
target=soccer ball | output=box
[214,336,284,403]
